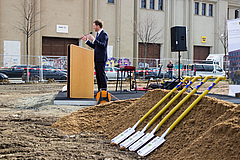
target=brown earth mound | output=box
[52,89,240,160]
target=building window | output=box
[202,3,206,15]
[150,0,154,10]
[209,4,213,16]
[141,0,146,8]
[158,0,163,10]
[195,2,199,15]
[108,0,114,3]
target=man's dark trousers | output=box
[95,61,107,91]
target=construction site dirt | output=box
[0,81,239,159]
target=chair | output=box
[145,64,163,92]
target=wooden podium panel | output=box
[67,44,94,98]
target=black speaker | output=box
[235,9,239,19]
[171,26,187,52]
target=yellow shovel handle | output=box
[138,77,192,125]
[146,76,201,130]
[155,76,211,131]
[168,76,226,134]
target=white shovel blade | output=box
[137,136,166,157]
[111,127,135,144]
[129,132,155,151]
[120,131,145,149]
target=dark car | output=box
[136,68,157,78]
[22,65,67,82]
[0,73,9,81]
[152,70,177,79]
[0,65,33,78]
[136,68,177,79]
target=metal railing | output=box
[0,54,231,82]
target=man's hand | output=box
[87,34,95,41]
[81,34,87,41]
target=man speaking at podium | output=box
[81,20,108,91]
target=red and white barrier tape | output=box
[0,67,192,72]
[0,66,66,72]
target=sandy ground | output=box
[0,81,148,159]
[0,80,238,159]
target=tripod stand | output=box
[163,51,182,90]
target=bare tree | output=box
[14,0,47,82]
[216,20,228,75]
[134,13,163,79]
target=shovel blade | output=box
[137,136,166,157]
[120,131,145,149]
[129,133,155,151]
[111,127,135,145]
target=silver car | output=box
[94,67,127,81]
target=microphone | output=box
[74,32,93,45]
[81,32,93,38]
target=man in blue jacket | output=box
[81,20,108,91]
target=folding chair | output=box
[145,64,163,92]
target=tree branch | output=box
[13,0,47,39]
[134,13,163,44]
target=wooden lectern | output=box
[67,44,94,98]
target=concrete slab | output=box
[54,91,97,106]
[54,89,239,106]
[206,93,240,104]
[54,90,146,106]
[228,85,240,97]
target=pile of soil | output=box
[52,89,240,159]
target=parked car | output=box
[0,73,8,81]
[136,68,176,79]
[182,63,226,78]
[0,65,33,78]
[136,68,156,78]
[22,65,67,82]
[94,67,127,81]
[41,65,67,73]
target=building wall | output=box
[0,0,26,66]
[193,4,215,46]
[0,0,240,67]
